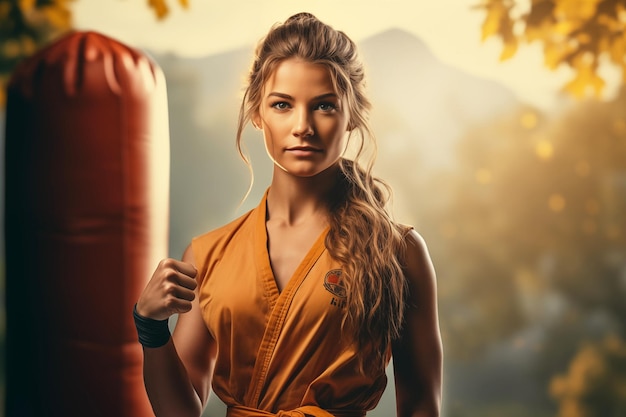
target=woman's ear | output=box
[346,119,356,132]
[252,112,262,130]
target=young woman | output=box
[134,12,442,417]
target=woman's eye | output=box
[271,101,290,110]
[316,102,336,112]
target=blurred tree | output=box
[0,0,73,105]
[476,0,626,98]
[426,87,626,412]
[434,86,626,358]
[0,0,188,106]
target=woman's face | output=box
[254,58,350,177]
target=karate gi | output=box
[192,190,390,417]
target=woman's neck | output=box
[266,164,339,227]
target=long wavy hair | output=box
[236,12,407,368]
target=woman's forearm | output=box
[142,340,204,417]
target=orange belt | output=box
[226,405,365,417]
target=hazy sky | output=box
[72,0,613,111]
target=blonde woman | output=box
[135,13,443,417]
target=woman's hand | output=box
[136,258,198,321]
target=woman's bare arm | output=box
[138,245,217,417]
[393,230,443,417]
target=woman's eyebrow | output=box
[312,93,338,100]
[266,92,338,100]
[267,92,293,99]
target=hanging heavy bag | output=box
[4,31,169,416]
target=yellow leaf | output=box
[481,16,499,41]
[500,36,518,60]
[41,5,72,31]
[18,0,36,14]
[597,34,610,54]
[576,32,591,45]
[544,41,571,69]
[563,58,606,98]
[563,75,587,98]
[525,0,556,40]
[148,0,169,20]
[525,22,547,42]
[553,20,578,36]
[481,1,505,41]
[497,8,518,60]
[554,0,601,21]
[178,0,189,8]
[609,35,626,64]
[597,13,620,32]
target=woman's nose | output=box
[292,108,314,138]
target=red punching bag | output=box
[4,31,169,416]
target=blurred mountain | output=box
[360,28,519,169]
[149,28,522,257]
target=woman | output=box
[134,12,442,417]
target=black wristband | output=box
[133,303,171,348]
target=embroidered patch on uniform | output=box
[324,269,346,298]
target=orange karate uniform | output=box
[192,191,389,417]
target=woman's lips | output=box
[286,146,323,156]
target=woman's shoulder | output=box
[398,225,428,247]
[397,225,436,295]
[396,223,415,238]
[393,222,432,271]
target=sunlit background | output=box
[2,1,626,416]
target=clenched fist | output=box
[136,258,198,321]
